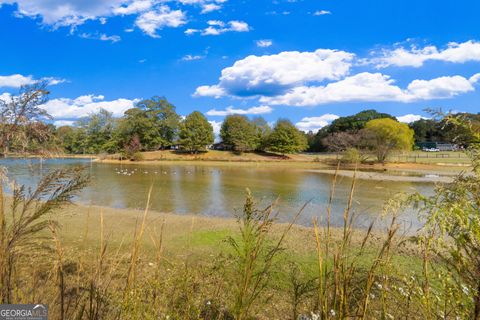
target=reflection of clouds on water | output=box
[0,158,434,229]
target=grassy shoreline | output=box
[4,149,471,168]
[55,200,420,271]
[1,168,469,319]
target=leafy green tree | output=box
[179,111,214,153]
[409,119,439,143]
[329,109,395,133]
[413,114,480,318]
[220,115,258,152]
[267,119,308,155]
[307,109,396,151]
[251,116,271,151]
[410,113,480,146]
[137,96,181,149]
[116,97,181,151]
[76,109,117,154]
[364,118,414,163]
[116,108,152,150]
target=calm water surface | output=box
[0,158,436,229]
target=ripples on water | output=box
[0,158,434,229]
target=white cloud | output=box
[206,105,272,116]
[228,20,249,32]
[0,0,198,36]
[0,74,35,87]
[207,20,224,26]
[261,72,479,106]
[313,10,331,16]
[43,77,67,86]
[256,39,272,48]
[185,20,250,36]
[40,94,139,119]
[0,74,65,88]
[53,120,76,127]
[209,120,221,134]
[184,28,199,35]
[80,32,121,43]
[296,114,339,132]
[0,0,126,27]
[396,114,429,123]
[135,6,187,37]
[200,3,220,13]
[194,49,354,97]
[469,73,480,84]
[208,120,222,141]
[0,92,12,102]
[181,54,205,61]
[406,75,476,100]
[100,34,121,42]
[178,0,226,14]
[0,0,232,39]
[202,26,221,35]
[194,85,226,98]
[371,40,480,68]
[113,0,154,15]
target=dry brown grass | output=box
[0,166,473,319]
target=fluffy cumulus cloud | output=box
[371,40,480,68]
[194,49,354,97]
[0,74,35,87]
[396,114,429,123]
[194,40,480,107]
[261,72,480,106]
[194,85,226,98]
[135,6,187,37]
[295,114,339,132]
[39,94,138,119]
[0,74,65,88]
[206,105,272,116]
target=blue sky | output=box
[0,0,479,133]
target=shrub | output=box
[131,152,144,162]
[341,147,361,164]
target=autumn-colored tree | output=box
[0,82,51,156]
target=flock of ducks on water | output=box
[114,168,213,176]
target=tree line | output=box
[57,100,309,158]
[306,109,480,152]
[1,84,478,161]
[0,84,308,158]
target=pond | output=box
[0,158,436,229]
